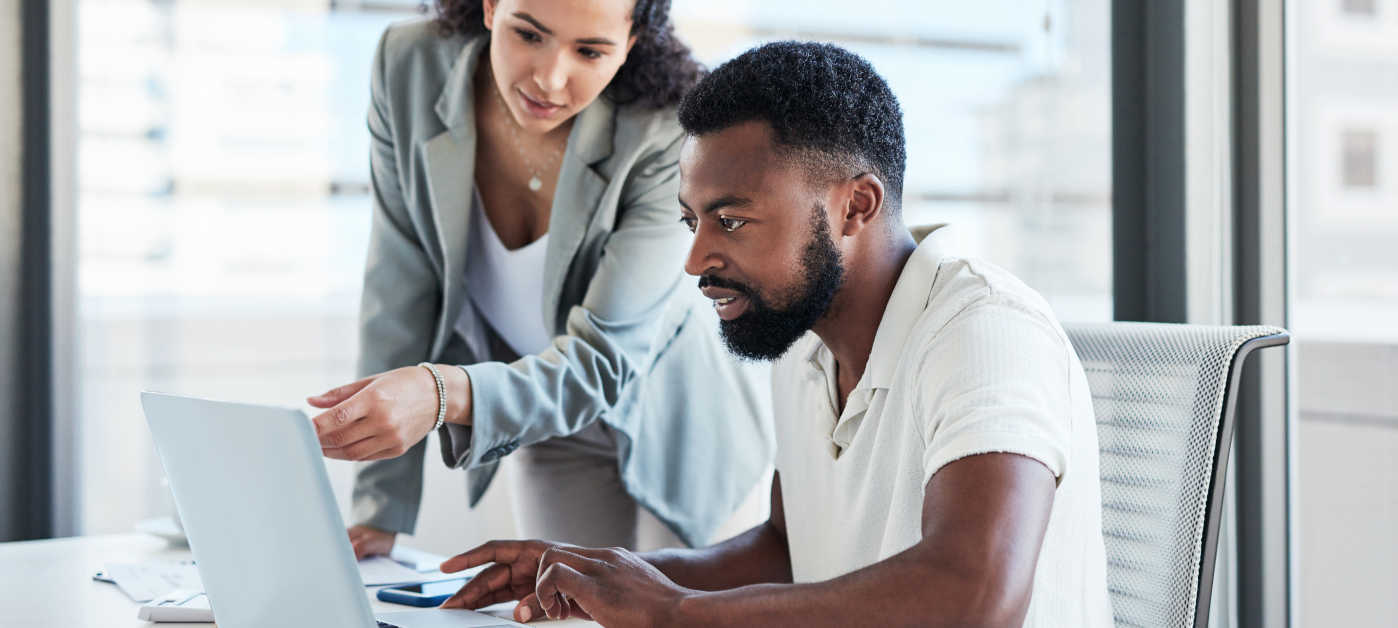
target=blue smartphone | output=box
[376,579,467,607]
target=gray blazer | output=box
[350,19,773,547]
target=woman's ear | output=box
[482,0,497,31]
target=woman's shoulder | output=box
[609,100,686,161]
[373,17,479,90]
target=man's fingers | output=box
[537,546,604,578]
[514,593,545,623]
[535,562,598,621]
[440,563,511,609]
[307,377,375,408]
[441,539,544,574]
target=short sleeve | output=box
[916,299,1074,487]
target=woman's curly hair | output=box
[433,0,704,109]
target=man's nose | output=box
[684,232,721,277]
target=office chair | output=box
[1063,323,1289,628]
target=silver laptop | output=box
[141,391,520,628]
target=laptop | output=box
[140,391,521,628]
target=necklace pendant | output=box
[528,176,543,192]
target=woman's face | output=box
[483,0,637,134]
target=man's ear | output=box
[482,0,497,31]
[838,172,886,237]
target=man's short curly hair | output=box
[678,41,906,212]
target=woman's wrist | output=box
[440,363,473,426]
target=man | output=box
[437,41,1115,627]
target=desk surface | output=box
[0,534,595,628]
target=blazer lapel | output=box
[542,97,615,332]
[423,37,486,359]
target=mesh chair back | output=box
[1063,322,1287,628]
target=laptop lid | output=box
[141,392,375,628]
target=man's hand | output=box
[439,540,583,623]
[439,540,695,625]
[347,525,396,560]
[307,365,471,461]
[533,545,695,627]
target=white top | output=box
[771,233,1114,627]
[455,187,553,357]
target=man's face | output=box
[678,121,845,361]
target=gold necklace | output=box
[489,67,563,193]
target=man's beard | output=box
[700,207,845,361]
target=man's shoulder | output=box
[917,255,1064,342]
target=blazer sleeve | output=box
[438,128,691,470]
[348,28,440,535]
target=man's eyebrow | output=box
[679,194,752,214]
[513,12,618,46]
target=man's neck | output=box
[811,229,918,411]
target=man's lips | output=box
[700,286,750,321]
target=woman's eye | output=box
[515,28,541,44]
[679,216,697,233]
[719,217,748,232]
[578,47,602,60]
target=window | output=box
[1290,0,1398,625]
[73,0,1112,552]
[674,0,1113,322]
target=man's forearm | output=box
[669,543,1029,628]
[641,521,792,591]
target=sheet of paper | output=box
[389,544,448,572]
[104,554,475,602]
[105,561,201,603]
[357,556,475,586]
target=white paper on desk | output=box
[105,555,465,602]
[388,544,448,572]
[106,561,202,603]
[357,556,466,586]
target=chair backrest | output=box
[1062,322,1288,628]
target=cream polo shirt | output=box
[772,233,1114,627]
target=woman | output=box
[307,0,772,557]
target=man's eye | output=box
[719,217,748,232]
[679,216,697,233]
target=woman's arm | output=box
[340,26,440,537]
[439,127,696,470]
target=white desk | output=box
[0,534,596,628]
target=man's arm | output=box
[640,472,793,591]
[436,474,792,620]
[531,453,1056,628]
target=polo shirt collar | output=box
[800,225,948,388]
[800,226,947,454]
[861,225,947,390]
